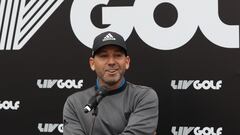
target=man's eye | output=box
[99,54,108,57]
[115,53,124,57]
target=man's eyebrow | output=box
[97,49,107,53]
[113,48,125,52]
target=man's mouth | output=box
[106,69,118,74]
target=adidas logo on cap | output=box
[102,33,116,42]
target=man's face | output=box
[89,45,130,87]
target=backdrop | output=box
[0,0,240,135]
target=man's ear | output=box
[125,56,130,70]
[89,57,95,71]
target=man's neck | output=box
[97,78,125,91]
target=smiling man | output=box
[63,31,159,135]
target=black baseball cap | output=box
[92,31,127,57]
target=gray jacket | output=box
[63,82,159,135]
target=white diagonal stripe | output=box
[6,0,20,50]
[0,0,12,50]
[23,0,37,13]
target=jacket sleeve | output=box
[63,97,86,135]
[119,89,159,135]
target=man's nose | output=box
[107,56,116,66]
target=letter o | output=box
[134,0,198,50]
[65,80,74,89]
[202,80,211,90]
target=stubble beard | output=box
[102,73,122,86]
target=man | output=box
[63,31,159,135]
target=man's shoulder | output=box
[127,82,155,92]
[126,82,157,97]
[126,82,158,108]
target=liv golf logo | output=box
[171,80,222,90]
[172,126,223,135]
[0,0,63,50]
[1,0,239,51]
[0,100,20,110]
[37,79,84,89]
[38,123,63,133]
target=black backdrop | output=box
[0,0,240,135]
